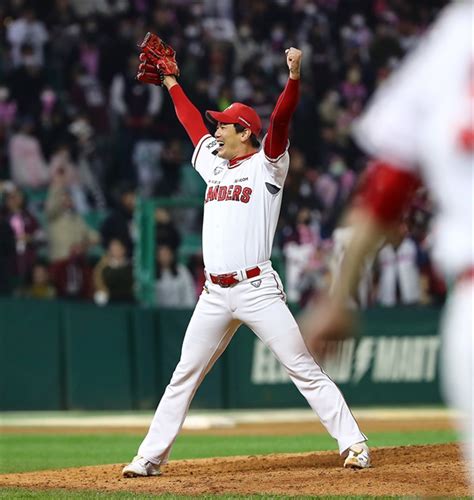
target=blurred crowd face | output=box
[0,86,10,101]
[157,245,174,268]
[107,239,127,262]
[121,191,136,212]
[290,149,306,172]
[61,190,74,210]
[347,67,361,84]
[19,119,35,135]
[21,45,38,70]
[297,207,312,225]
[32,264,50,286]
[155,207,170,224]
[6,188,25,213]
[163,139,183,164]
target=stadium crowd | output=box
[0,0,447,307]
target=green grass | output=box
[0,429,457,474]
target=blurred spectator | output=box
[340,65,367,105]
[8,44,46,119]
[417,232,447,306]
[8,118,49,189]
[69,64,109,133]
[46,171,99,299]
[49,252,93,300]
[155,208,181,252]
[110,54,163,182]
[318,90,341,126]
[49,139,105,213]
[0,86,17,131]
[0,185,16,295]
[49,143,90,213]
[3,185,42,284]
[283,207,321,304]
[21,261,56,299]
[133,140,163,198]
[376,223,422,307]
[100,183,136,256]
[93,238,134,305]
[281,148,316,226]
[68,115,106,209]
[187,250,206,298]
[38,87,68,158]
[406,188,447,305]
[154,139,185,197]
[155,245,196,308]
[6,6,49,68]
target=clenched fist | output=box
[285,47,302,80]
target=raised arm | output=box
[136,34,208,147]
[162,76,208,147]
[264,48,302,159]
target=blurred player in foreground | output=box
[303,1,473,487]
[122,36,369,477]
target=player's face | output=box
[214,123,243,159]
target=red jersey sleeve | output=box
[264,78,300,160]
[168,85,208,146]
[355,161,421,224]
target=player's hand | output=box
[285,47,302,80]
[162,75,178,90]
[299,294,356,362]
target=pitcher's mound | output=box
[0,443,470,497]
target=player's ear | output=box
[240,128,252,143]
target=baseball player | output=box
[122,37,369,477]
[304,1,473,487]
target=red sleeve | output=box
[355,161,421,224]
[168,85,209,146]
[264,78,300,159]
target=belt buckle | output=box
[217,272,237,288]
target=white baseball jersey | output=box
[191,134,289,274]
[137,133,368,468]
[353,1,474,278]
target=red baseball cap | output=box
[205,103,262,137]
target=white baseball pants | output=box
[138,261,366,464]
[440,280,473,486]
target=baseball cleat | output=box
[343,442,371,469]
[122,455,161,477]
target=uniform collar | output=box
[228,151,258,169]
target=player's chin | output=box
[216,148,227,159]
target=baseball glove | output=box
[136,32,180,86]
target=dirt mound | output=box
[0,443,470,497]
